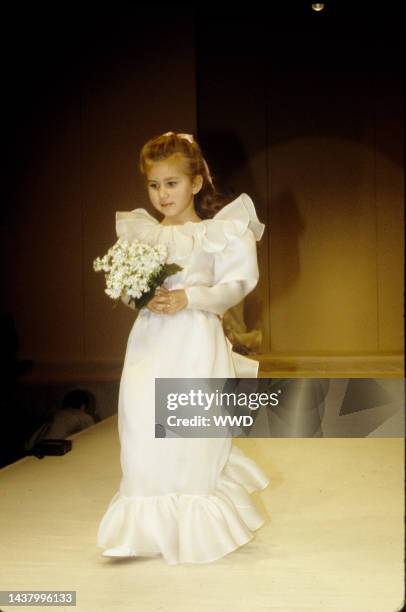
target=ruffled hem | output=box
[97,445,270,565]
[115,193,265,260]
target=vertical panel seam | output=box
[373,66,380,352]
[79,70,86,360]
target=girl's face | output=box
[146,156,203,224]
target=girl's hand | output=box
[146,286,188,315]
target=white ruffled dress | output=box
[97,193,270,565]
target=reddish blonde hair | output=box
[139,131,228,219]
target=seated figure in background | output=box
[42,389,97,440]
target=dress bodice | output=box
[115,193,265,291]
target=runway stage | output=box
[0,416,403,611]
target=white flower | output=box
[93,237,172,307]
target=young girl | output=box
[97,131,270,565]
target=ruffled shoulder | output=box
[210,192,265,242]
[116,207,160,244]
[115,193,265,259]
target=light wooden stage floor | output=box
[0,416,404,612]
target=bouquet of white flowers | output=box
[93,238,182,310]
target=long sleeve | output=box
[184,228,260,317]
[184,280,249,317]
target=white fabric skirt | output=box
[97,308,270,565]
